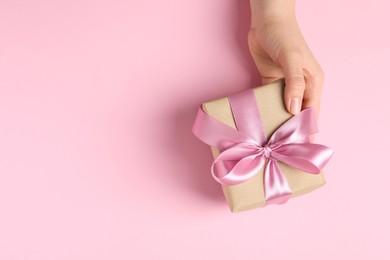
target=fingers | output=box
[302,68,324,119]
[302,71,323,142]
[279,51,324,119]
[280,53,305,115]
[247,24,324,118]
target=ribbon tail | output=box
[264,159,292,205]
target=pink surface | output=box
[0,0,389,259]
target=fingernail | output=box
[290,97,301,115]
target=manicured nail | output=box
[290,97,301,115]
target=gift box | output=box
[192,79,333,212]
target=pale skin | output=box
[248,0,324,118]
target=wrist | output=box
[250,0,297,29]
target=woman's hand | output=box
[248,0,324,117]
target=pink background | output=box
[1,0,389,259]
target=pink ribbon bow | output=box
[192,89,333,205]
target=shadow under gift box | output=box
[201,80,326,212]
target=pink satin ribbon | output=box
[192,89,333,205]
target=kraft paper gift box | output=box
[193,79,332,212]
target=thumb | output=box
[280,53,305,115]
